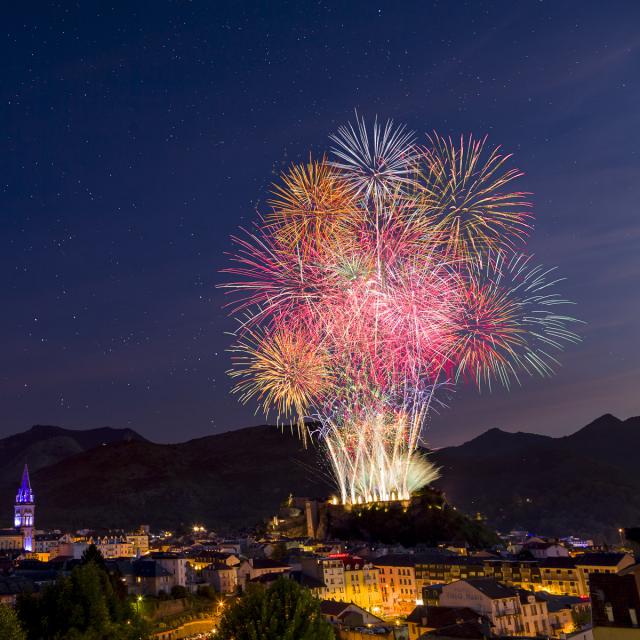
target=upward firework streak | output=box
[222,117,581,505]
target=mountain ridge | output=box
[0,413,637,538]
[0,424,147,487]
[432,413,640,538]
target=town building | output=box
[203,562,238,594]
[289,570,327,598]
[516,588,551,637]
[415,554,485,592]
[0,530,24,552]
[319,599,385,627]
[406,604,481,640]
[540,557,585,596]
[129,559,174,596]
[301,555,347,601]
[151,552,188,588]
[334,554,382,612]
[187,549,240,572]
[540,553,635,597]
[439,578,524,636]
[49,533,89,560]
[238,557,291,589]
[414,555,543,593]
[590,564,640,639]
[92,535,134,558]
[34,533,62,556]
[418,621,492,639]
[523,541,570,560]
[126,531,150,556]
[374,554,419,615]
[576,552,635,585]
[539,593,592,637]
[483,558,542,592]
[0,576,35,605]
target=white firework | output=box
[329,115,417,203]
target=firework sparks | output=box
[329,115,417,203]
[267,158,359,250]
[418,134,533,259]
[229,326,330,444]
[450,251,581,389]
[222,118,581,504]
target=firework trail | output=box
[222,116,581,504]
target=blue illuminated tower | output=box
[15,464,35,552]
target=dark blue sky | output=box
[2,1,639,446]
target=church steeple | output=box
[15,464,35,552]
[16,464,34,504]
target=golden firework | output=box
[267,158,360,251]
[418,134,532,259]
[229,327,331,443]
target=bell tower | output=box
[15,464,35,552]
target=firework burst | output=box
[329,115,417,203]
[222,118,581,504]
[450,251,581,389]
[267,158,359,250]
[418,134,533,259]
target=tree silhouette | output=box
[16,561,149,639]
[81,543,106,568]
[218,577,334,640]
[0,605,26,640]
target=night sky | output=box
[2,1,639,447]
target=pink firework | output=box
[222,116,581,504]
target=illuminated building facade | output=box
[14,464,35,552]
[540,553,634,597]
[300,556,346,601]
[439,578,524,636]
[374,555,419,615]
[415,556,542,593]
[334,555,382,612]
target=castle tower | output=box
[15,464,35,552]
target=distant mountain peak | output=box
[0,424,148,487]
[467,426,549,445]
[590,412,620,425]
[27,424,146,440]
[570,413,622,438]
[465,426,507,442]
[28,424,65,435]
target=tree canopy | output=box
[16,555,148,640]
[0,604,26,640]
[217,577,334,640]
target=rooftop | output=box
[590,572,640,627]
[407,605,480,627]
[539,557,577,569]
[319,599,352,616]
[457,578,517,599]
[132,560,171,578]
[249,571,287,584]
[250,557,291,570]
[289,570,326,589]
[574,552,629,567]
[420,620,491,639]
[373,553,418,567]
[516,588,547,605]
[16,464,34,504]
[535,592,584,612]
